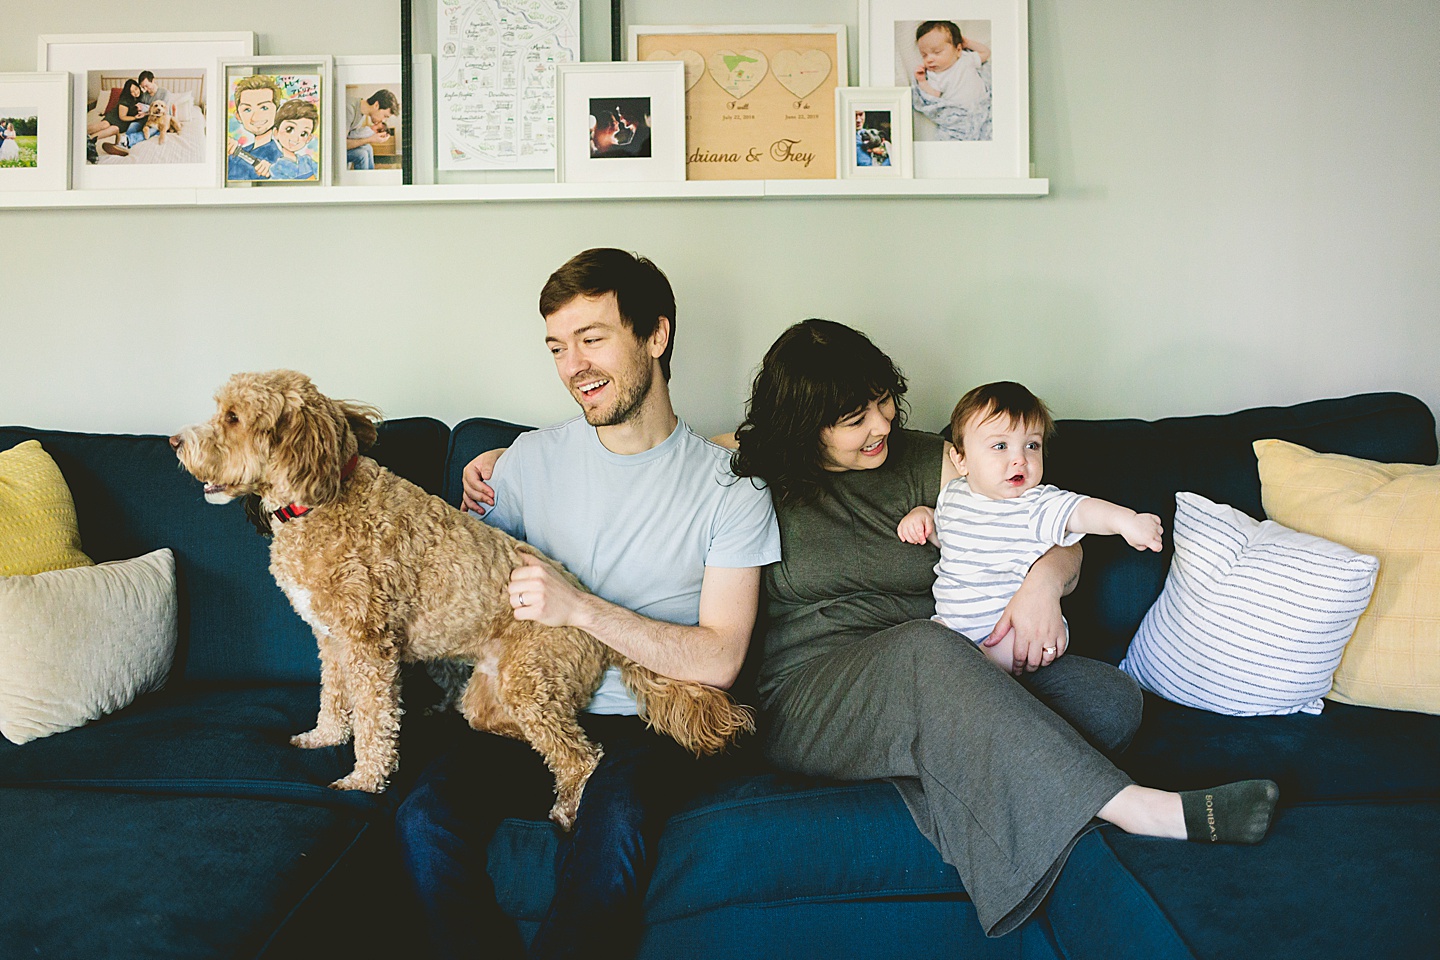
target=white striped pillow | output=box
[1120,492,1378,716]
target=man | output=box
[137,71,170,107]
[226,75,284,181]
[115,70,172,149]
[345,89,399,170]
[396,249,780,960]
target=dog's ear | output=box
[337,401,383,453]
[271,379,344,506]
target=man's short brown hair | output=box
[539,248,678,381]
[950,381,1056,454]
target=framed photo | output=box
[836,87,913,179]
[629,24,848,181]
[334,55,435,186]
[0,72,70,191]
[219,56,332,187]
[859,1,1029,178]
[554,61,685,183]
[38,32,254,190]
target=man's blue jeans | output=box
[396,712,719,960]
[347,143,375,169]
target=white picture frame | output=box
[218,56,333,188]
[836,87,914,179]
[38,32,254,191]
[334,55,435,186]
[554,61,685,184]
[436,0,580,172]
[859,0,1029,179]
[0,72,71,192]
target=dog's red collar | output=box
[273,455,360,524]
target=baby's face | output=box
[953,411,1045,500]
[917,29,963,73]
[276,117,314,155]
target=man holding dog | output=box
[396,248,780,960]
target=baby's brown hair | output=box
[950,381,1056,454]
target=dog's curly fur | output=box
[142,100,181,144]
[172,370,754,828]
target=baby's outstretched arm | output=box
[963,37,992,64]
[1068,498,1163,551]
[898,505,938,546]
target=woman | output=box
[0,122,16,162]
[730,319,1278,937]
[88,78,143,156]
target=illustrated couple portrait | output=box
[226,74,322,182]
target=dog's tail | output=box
[620,663,755,756]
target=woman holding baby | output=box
[729,318,1278,937]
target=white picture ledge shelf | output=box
[1,178,1049,210]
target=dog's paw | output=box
[548,798,579,831]
[291,728,351,749]
[330,771,387,793]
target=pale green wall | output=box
[3,1,1437,440]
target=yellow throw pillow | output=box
[1255,438,1440,714]
[0,440,94,577]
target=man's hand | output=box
[897,506,937,546]
[1121,512,1164,552]
[461,447,506,514]
[508,552,587,628]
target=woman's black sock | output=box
[1181,779,1280,844]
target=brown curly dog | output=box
[170,370,753,828]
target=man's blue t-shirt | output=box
[477,416,780,714]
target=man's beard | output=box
[581,362,654,427]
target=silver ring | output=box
[1042,646,1056,656]
[519,593,526,607]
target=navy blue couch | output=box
[3,393,1437,959]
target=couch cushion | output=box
[0,418,450,684]
[1039,393,1437,665]
[1116,693,1440,803]
[1120,492,1377,717]
[444,417,534,508]
[0,438,93,575]
[1257,439,1440,715]
[0,549,177,745]
[1046,803,1440,960]
[0,684,390,813]
[489,774,967,923]
[0,785,387,960]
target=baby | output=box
[898,382,1163,673]
[911,20,993,141]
